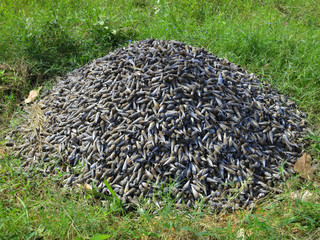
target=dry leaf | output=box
[294,153,315,180]
[25,86,42,103]
[83,183,92,191]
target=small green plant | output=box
[306,132,320,155]
[89,17,127,51]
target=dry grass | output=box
[25,102,47,134]
[0,62,28,95]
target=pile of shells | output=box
[11,39,308,210]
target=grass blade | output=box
[90,234,111,240]
[104,179,121,205]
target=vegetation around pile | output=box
[1,0,319,239]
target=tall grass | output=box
[1,0,320,122]
[1,0,320,119]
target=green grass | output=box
[0,0,320,121]
[1,154,320,239]
[1,0,320,239]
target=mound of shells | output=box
[11,39,308,210]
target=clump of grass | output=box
[1,0,320,124]
[0,0,136,122]
[24,18,81,77]
[0,62,28,123]
[0,63,27,95]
